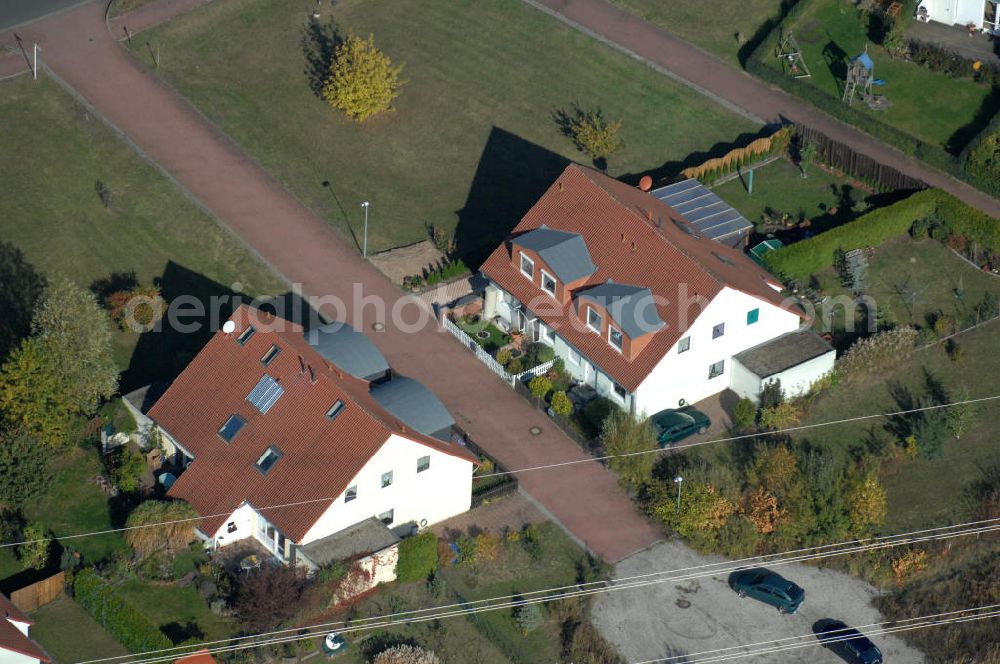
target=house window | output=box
[540,324,555,344]
[379,509,394,525]
[261,344,281,366]
[237,326,256,345]
[255,446,283,475]
[587,307,602,332]
[608,326,623,352]
[227,521,237,534]
[417,455,430,473]
[612,383,628,402]
[708,360,725,379]
[712,323,725,339]
[326,400,345,420]
[567,347,581,365]
[747,308,760,325]
[520,253,534,279]
[541,270,557,296]
[678,336,691,354]
[345,485,357,502]
[381,471,393,488]
[218,414,246,443]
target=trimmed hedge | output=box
[73,568,172,652]
[762,190,997,281]
[395,531,438,583]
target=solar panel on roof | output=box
[652,178,752,246]
[247,374,284,414]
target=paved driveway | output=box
[593,539,925,663]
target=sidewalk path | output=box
[529,0,1000,218]
[3,0,661,563]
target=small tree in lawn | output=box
[550,390,572,417]
[124,500,198,561]
[602,409,658,492]
[235,564,307,632]
[0,428,51,506]
[847,474,887,534]
[513,602,544,634]
[18,522,51,570]
[556,105,623,165]
[322,33,405,122]
[945,385,979,440]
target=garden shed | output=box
[731,329,835,403]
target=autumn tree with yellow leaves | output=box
[322,33,405,122]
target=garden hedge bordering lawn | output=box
[73,568,172,652]
[763,189,998,281]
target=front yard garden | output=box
[134,0,760,263]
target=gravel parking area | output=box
[593,539,925,663]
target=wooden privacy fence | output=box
[797,125,927,192]
[10,571,64,612]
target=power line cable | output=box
[79,520,1000,664]
[5,393,998,550]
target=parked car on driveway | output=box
[649,407,710,446]
[729,568,804,613]
[814,620,883,664]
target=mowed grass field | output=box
[135,0,759,262]
[0,75,285,389]
[609,0,785,65]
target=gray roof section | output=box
[304,323,390,381]
[298,517,400,567]
[511,225,597,283]
[370,376,455,440]
[652,179,753,247]
[576,281,666,339]
[734,329,834,378]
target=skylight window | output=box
[237,326,256,345]
[261,344,281,366]
[326,400,345,420]
[255,446,283,475]
[218,414,246,443]
[247,375,284,414]
[673,219,698,237]
[712,251,735,266]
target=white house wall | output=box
[729,358,764,403]
[0,647,41,664]
[634,287,801,416]
[209,502,257,549]
[764,350,836,400]
[921,0,983,26]
[300,434,473,544]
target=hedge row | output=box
[395,531,438,583]
[762,189,996,280]
[960,111,1000,198]
[74,568,172,652]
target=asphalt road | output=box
[593,540,926,663]
[0,0,94,31]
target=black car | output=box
[815,620,883,664]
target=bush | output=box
[373,644,441,664]
[732,398,757,431]
[550,390,572,417]
[396,531,438,583]
[124,500,198,560]
[18,522,51,571]
[964,130,1000,197]
[110,444,146,493]
[579,397,620,439]
[836,327,919,379]
[522,342,555,369]
[0,428,51,506]
[513,602,544,634]
[528,375,552,400]
[495,348,512,367]
[758,402,801,431]
[73,568,172,651]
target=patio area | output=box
[909,18,1000,64]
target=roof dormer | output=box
[511,225,596,304]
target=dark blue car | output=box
[816,620,883,664]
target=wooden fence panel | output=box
[10,571,64,612]
[799,125,926,192]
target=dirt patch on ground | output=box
[593,539,925,664]
[368,239,445,284]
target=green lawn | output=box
[713,157,872,232]
[30,596,130,663]
[0,75,286,390]
[135,0,759,264]
[610,0,785,66]
[22,449,129,568]
[784,1,996,152]
[814,235,1000,333]
[117,579,234,645]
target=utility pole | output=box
[12,34,34,79]
[361,200,371,257]
[674,475,684,513]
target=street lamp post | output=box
[360,200,370,257]
[674,475,684,513]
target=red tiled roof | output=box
[149,306,477,542]
[176,649,217,664]
[0,594,49,663]
[480,164,804,391]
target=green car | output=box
[730,568,804,614]
[649,407,711,446]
